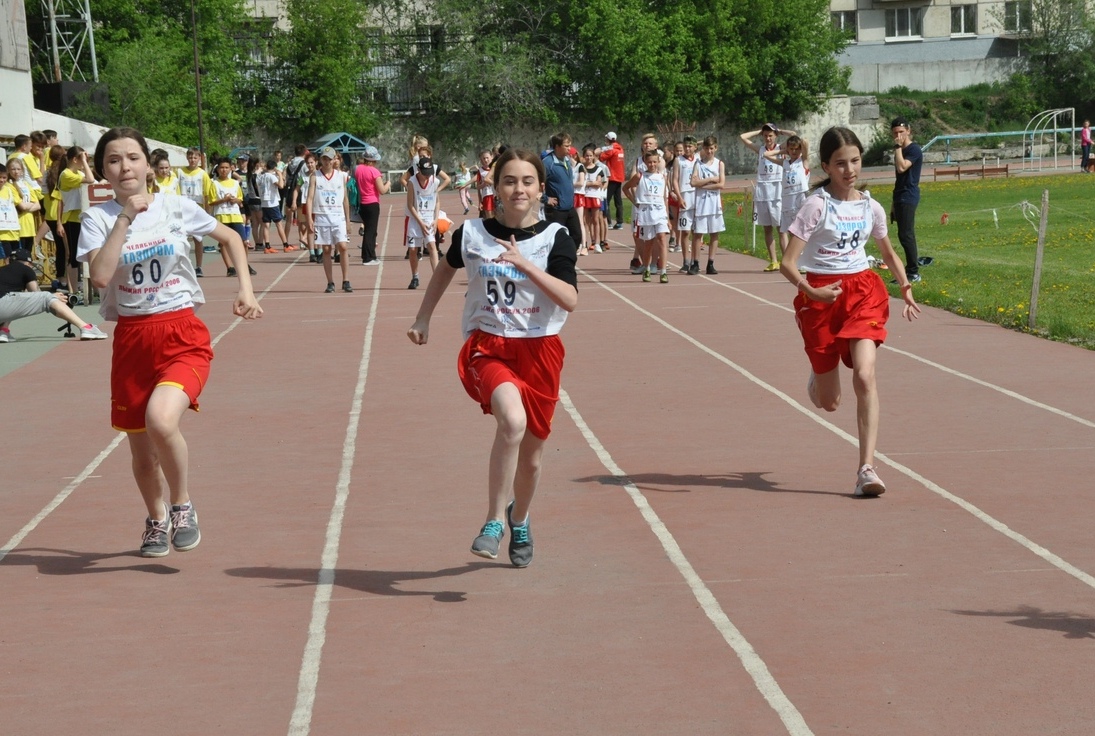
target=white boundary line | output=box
[560,390,814,736]
[287,208,391,735]
[577,267,1095,594]
[0,255,303,563]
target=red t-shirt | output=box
[599,142,626,183]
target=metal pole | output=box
[83,0,99,81]
[47,0,62,82]
[190,0,207,155]
[1029,189,1049,329]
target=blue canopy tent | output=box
[307,132,373,161]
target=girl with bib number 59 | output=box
[79,127,262,558]
[407,148,578,568]
[779,127,919,498]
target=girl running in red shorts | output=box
[407,148,578,567]
[79,127,262,557]
[780,126,920,497]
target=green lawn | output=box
[720,173,1095,349]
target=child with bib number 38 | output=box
[407,148,578,568]
[79,127,263,558]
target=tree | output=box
[1005,0,1095,112]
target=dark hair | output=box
[186,146,202,156]
[0,162,6,176]
[215,157,233,170]
[814,126,864,191]
[702,135,718,147]
[266,158,277,170]
[43,129,58,139]
[295,143,307,156]
[13,134,29,149]
[47,145,67,191]
[549,133,570,148]
[93,127,151,180]
[30,131,47,145]
[493,148,546,185]
[151,151,171,167]
[890,117,910,130]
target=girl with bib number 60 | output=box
[79,127,262,558]
[407,148,578,568]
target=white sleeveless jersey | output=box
[177,168,207,203]
[693,158,723,217]
[312,170,347,221]
[676,155,697,194]
[796,189,883,274]
[754,146,782,202]
[84,195,209,320]
[581,164,605,200]
[411,175,439,224]
[634,171,668,227]
[460,219,570,339]
[782,157,809,198]
[476,167,494,197]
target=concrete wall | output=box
[848,57,1014,93]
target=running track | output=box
[2,192,1094,735]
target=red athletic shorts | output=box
[457,330,565,440]
[793,269,889,375]
[481,195,496,213]
[110,308,213,432]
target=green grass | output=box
[719,173,1095,350]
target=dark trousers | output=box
[1082,143,1091,172]
[358,202,380,262]
[892,201,919,277]
[545,205,583,247]
[606,181,624,225]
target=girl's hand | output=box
[124,194,151,220]
[809,280,843,304]
[901,286,921,321]
[492,236,531,272]
[233,292,263,319]
[407,321,429,345]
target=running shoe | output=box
[324,282,336,293]
[688,261,700,276]
[283,244,298,252]
[854,464,887,497]
[611,223,624,230]
[630,258,644,275]
[140,510,172,558]
[506,501,533,568]
[0,332,9,344]
[641,268,651,283]
[170,502,201,551]
[194,267,203,278]
[594,244,603,253]
[764,261,779,272]
[202,245,217,253]
[659,272,669,284]
[342,281,353,293]
[362,259,379,266]
[678,263,690,273]
[471,519,505,559]
[263,247,276,254]
[79,325,108,340]
[408,275,420,289]
[248,266,258,276]
[226,267,237,277]
[706,262,718,275]
[334,253,341,263]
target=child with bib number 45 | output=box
[407,149,578,567]
[79,127,263,558]
[779,127,919,497]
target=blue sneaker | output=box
[471,520,504,559]
[506,501,533,568]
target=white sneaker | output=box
[80,325,108,340]
[0,331,10,343]
[594,244,603,253]
[854,464,886,497]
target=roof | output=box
[307,132,373,154]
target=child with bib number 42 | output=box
[779,126,919,497]
[407,148,578,568]
[79,127,263,558]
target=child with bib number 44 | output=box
[779,126,919,497]
[407,148,578,567]
[79,127,263,558]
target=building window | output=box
[1004,0,1032,32]
[885,7,924,39]
[951,4,977,35]
[832,11,858,42]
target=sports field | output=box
[2,189,1095,734]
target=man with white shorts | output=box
[740,123,796,272]
[308,147,352,294]
[672,135,699,273]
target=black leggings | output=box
[606,181,624,225]
[358,202,380,262]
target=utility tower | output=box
[39,0,99,82]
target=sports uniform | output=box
[258,171,283,223]
[78,195,218,432]
[634,169,669,240]
[155,173,180,196]
[779,156,809,233]
[311,170,348,245]
[408,173,439,247]
[692,157,725,235]
[57,168,88,276]
[447,218,577,439]
[476,166,495,213]
[675,154,698,232]
[788,189,890,374]
[753,146,782,227]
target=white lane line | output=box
[688,265,1095,430]
[0,258,302,565]
[577,268,1095,594]
[287,207,391,736]
[560,390,814,736]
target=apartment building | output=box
[833,0,1026,92]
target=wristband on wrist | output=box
[116,213,132,225]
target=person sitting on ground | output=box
[0,249,107,342]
